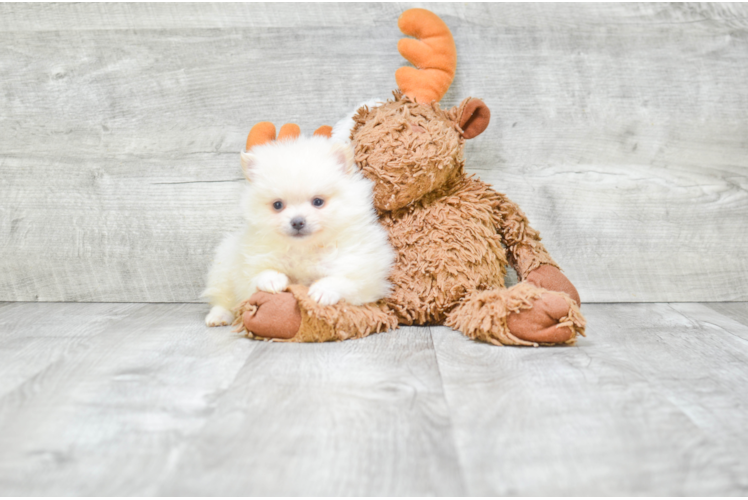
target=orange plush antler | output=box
[245,122,301,150]
[277,123,301,141]
[395,8,457,104]
[313,125,333,138]
[246,122,276,150]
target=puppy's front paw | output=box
[309,281,342,306]
[206,305,234,327]
[255,270,289,294]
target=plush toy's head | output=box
[348,8,491,212]
[351,94,489,212]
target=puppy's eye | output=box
[272,200,284,211]
[311,197,325,208]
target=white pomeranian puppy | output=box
[203,135,394,327]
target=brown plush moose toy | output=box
[233,8,586,346]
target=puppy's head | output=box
[239,136,362,241]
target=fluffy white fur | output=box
[203,135,394,327]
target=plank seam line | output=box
[671,303,748,347]
[426,326,470,495]
[154,335,260,491]
[702,304,748,330]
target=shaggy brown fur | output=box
[234,8,586,346]
[236,91,586,346]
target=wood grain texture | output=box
[2,302,748,494]
[158,325,463,496]
[0,302,254,495]
[432,302,748,495]
[1,3,747,302]
[4,3,748,31]
[0,303,463,496]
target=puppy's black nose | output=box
[290,216,306,231]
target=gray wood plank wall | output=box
[1,3,747,303]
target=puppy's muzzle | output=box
[290,216,306,234]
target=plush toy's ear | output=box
[458,98,490,139]
[330,142,354,174]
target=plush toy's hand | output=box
[526,265,581,306]
[505,266,582,344]
[241,291,301,339]
[506,290,580,344]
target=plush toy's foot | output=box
[233,285,398,343]
[505,291,581,344]
[525,264,581,306]
[506,265,583,344]
[445,281,585,346]
[233,291,301,339]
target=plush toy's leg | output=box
[232,284,398,343]
[445,281,586,346]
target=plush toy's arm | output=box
[234,285,398,343]
[488,190,559,280]
[446,185,585,346]
[485,188,581,306]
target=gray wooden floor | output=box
[0,302,747,496]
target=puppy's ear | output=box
[331,143,355,175]
[240,151,257,181]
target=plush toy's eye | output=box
[311,197,325,208]
[272,200,284,211]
